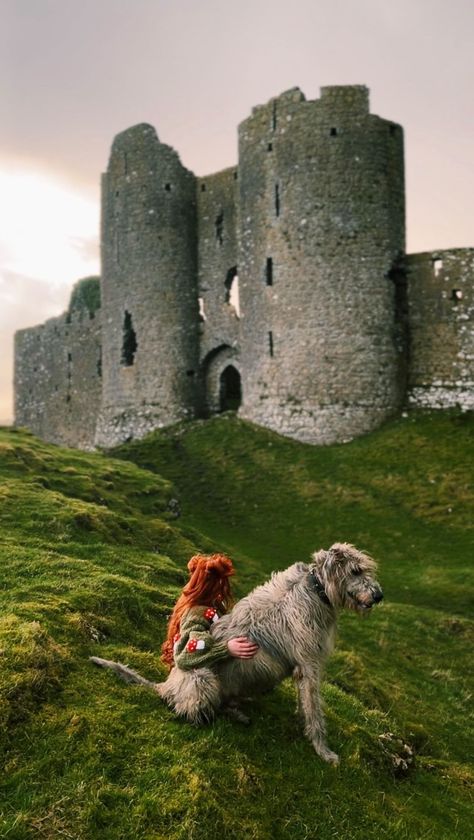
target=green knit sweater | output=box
[172,605,230,671]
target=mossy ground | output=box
[1,412,473,839]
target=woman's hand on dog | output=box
[227,637,259,658]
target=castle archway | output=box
[200,345,242,416]
[219,365,242,412]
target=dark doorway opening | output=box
[219,365,241,412]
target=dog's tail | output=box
[89,656,156,689]
[90,656,220,725]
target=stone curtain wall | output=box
[95,125,200,447]
[237,86,406,444]
[14,291,102,450]
[406,249,474,410]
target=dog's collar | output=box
[308,570,332,606]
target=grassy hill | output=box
[1,411,473,839]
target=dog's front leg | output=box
[293,665,339,765]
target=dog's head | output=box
[310,543,383,613]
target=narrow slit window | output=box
[268,331,274,357]
[121,311,137,366]
[268,142,273,152]
[201,183,206,192]
[272,102,277,131]
[165,183,171,192]
[215,211,224,245]
[330,127,338,137]
[266,258,273,286]
[198,297,206,322]
[275,183,280,217]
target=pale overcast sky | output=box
[1,0,473,422]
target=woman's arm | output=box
[173,607,258,670]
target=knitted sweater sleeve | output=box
[173,606,230,671]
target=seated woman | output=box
[161,553,258,671]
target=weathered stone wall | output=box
[196,167,240,413]
[95,124,200,447]
[14,279,102,449]
[406,249,474,409]
[237,86,406,444]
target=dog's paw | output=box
[313,743,340,765]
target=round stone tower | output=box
[237,86,406,444]
[95,124,199,447]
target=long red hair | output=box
[161,553,235,668]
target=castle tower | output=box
[95,124,199,447]
[237,86,406,444]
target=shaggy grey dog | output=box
[91,542,383,764]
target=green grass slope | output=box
[1,413,473,839]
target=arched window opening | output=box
[121,310,137,366]
[219,365,242,412]
[225,267,240,318]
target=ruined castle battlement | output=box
[14,86,474,450]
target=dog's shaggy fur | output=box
[91,543,383,764]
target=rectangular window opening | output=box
[266,258,273,286]
[275,183,280,217]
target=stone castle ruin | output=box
[14,86,474,450]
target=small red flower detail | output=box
[173,633,181,643]
[204,608,216,621]
[187,640,198,652]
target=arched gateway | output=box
[201,345,242,416]
[219,365,241,411]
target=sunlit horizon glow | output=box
[0,167,99,288]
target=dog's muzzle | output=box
[362,587,384,609]
[351,586,384,611]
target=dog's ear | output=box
[322,548,339,575]
[311,549,326,570]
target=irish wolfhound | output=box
[91,542,383,764]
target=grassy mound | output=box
[1,413,473,839]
